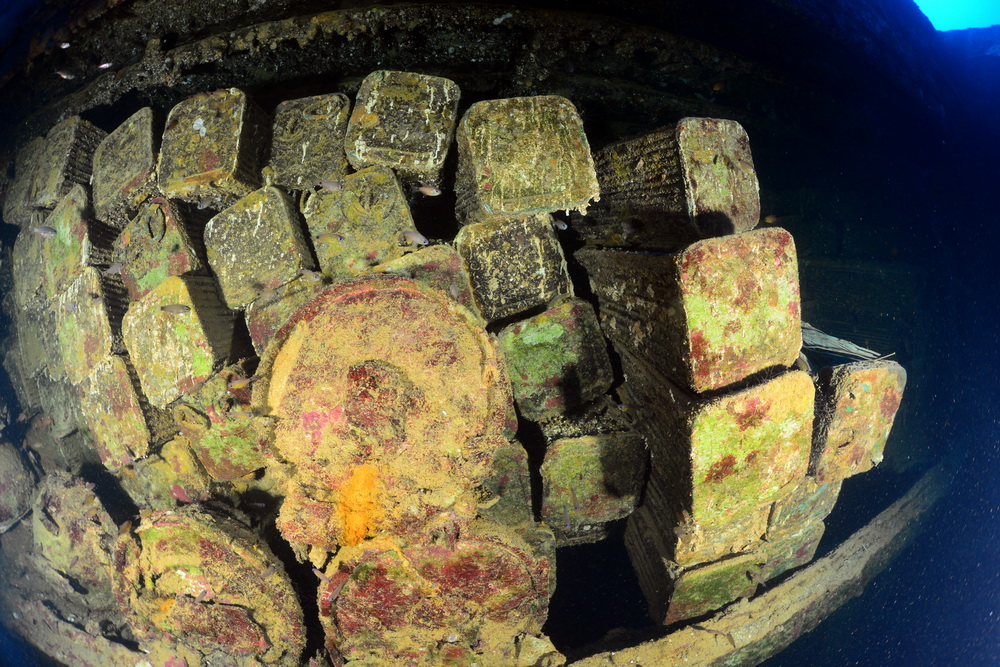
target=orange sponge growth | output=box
[338,464,381,545]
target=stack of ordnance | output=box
[574,118,906,626]
[0,66,905,665]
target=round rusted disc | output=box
[318,521,551,663]
[256,275,514,549]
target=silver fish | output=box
[415,185,441,197]
[403,230,429,246]
[55,70,75,80]
[30,225,57,237]
[102,262,124,276]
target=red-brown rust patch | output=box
[689,329,709,381]
[731,397,768,431]
[880,388,902,419]
[197,150,221,172]
[704,455,737,483]
[744,450,760,465]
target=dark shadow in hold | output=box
[543,519,655,658]
[78,462,139,526]
[694,210,737,238]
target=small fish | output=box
[169,483,195,504]
[616,403,640,413]
[762,214,801,225]
[30,225,57,237]
[691,625,737,648]
[312,568,331,585]
[415,185,442,197]
[327,576,348,603]
[67,555,79,569]
[196,197,214,210]
[118,520,132,536]
[298,268,322,282]
[59,42,70,49]
[194,589,208,603]
[97,62,113,70]
[55,70,75,80]
[139,508,153,521]
[102,262,124,277]
[261,565,277,579]
[553,219,568,231]
[63,303,78,311]
[82,494,95,507]
[448,282,461,301]
[257,287,278,302]
[164,117,179,133]
[227,410,256,418]
[161,304,191,314]
[563,504,571,531]
[493,12,513,25]
[315,233,344,244]
[570,488,580,512]
[227,375,260,390]
[317,179,343,193]
[402,230,429,246]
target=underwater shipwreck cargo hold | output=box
[0,3,941,665]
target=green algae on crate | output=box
[577,117,760,250]
[31,472,116,607]
[157,88,267,206]
[766,475,841,543]
[173,367,271,482]
[30,115,106,210]
[661,552,760,626]
[122,275,235,408]
[0,441,34,534]
[345,70,460,185]
[319,519,552,663]
[91,107,160,228]
[114,197,207,302]
[301,165,418,282]
[244,271,328,356]
[455,95,600,226]
[811,359,906,483]
[2,136,43,228]
[11,219,52,312]
[266,92,351,190]
[478,440,535,528]
[112,507,306,665]
[577,227,801,394]
[760,519,826,582]
[55,267,128,385]
[204,185,314,310]
[633,476,771,568]
[540,432,646,546]
[41,185,115,299]
[118,437,212,511]
[455,214,573,323]
[499,296,613,421]
[77,354,172,471]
